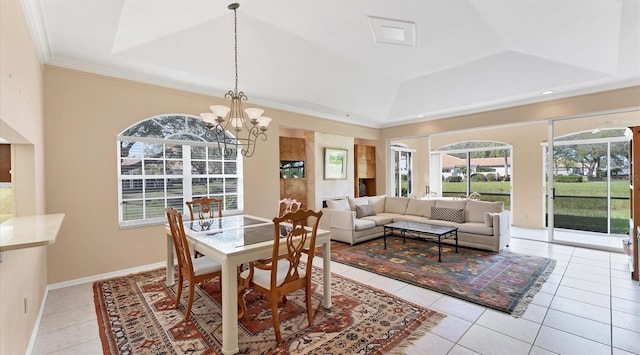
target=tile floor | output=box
[32,232,640,355]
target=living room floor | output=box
[32,235,639,355]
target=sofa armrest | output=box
[492,211,511,249]
[320,208,356,230]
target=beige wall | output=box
[43,66,379,284]
[0,0,48,353]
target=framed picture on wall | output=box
[324,148,347,179]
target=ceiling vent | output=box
[367,16,416,46]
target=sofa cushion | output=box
[405,199,436,218]
[348,197,369,211]
[367,195,387,214]
[363,214,394,226]
[326,198,351,211]
[458,222,493,236]
[431,206,465,223]
[355,204,376,218]
[465,200,504,223]
[393,214,431,224]
[385,196,410,214]
[354,218,376,231]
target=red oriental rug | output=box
[319,236,556,316]
[94,265,446,354]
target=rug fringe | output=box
[511,259,557,317]
[387,312,447,355]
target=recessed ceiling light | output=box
[417,114,424,118]
[541,90,555,95]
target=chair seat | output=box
[193,255,222,276]
[240,259,297,289]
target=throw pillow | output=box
[355,204,376,218]
[326,199,351,211]
[431,206,464,223]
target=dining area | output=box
[163,197,332,354]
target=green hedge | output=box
[555,175,584,183]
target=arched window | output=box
[117,114,242,227]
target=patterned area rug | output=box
[320,236,556,316]
[94,265,446,354]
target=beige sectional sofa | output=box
[320,195,511,252]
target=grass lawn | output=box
[443,180,630,234]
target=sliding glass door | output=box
[545,130,630,237]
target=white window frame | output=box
[117,114,243,228]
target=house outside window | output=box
[117,114,242,227]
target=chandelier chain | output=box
[233,6,239,95]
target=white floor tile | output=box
[393,283,443,307]
[457,325,532,355]
[429,296,486,323]
[521,303,548,324]
[534,326,611,355]
[430,314,473,342]
[554,285,611,309]
[612,297,640,316]
[37,303,96,335]
[542,309,611,345]
[367,274,407,294]
[529,346,559,355]
[475,309,541,343]
[31,319,99,355]
[447,344,481,355]
[612,310,640,332]
[47,338,103,355]
[612,327,640,354]
[612,285,640,302]
[550,296,611,324]
[402,332,454,355]
[559,276,611,295]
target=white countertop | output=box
[0,214,65,252]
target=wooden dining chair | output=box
[186,197,223,257]
[186,196,223,220]
[166,207,222,322]
[277,198,302,217]
[239,208,323,342]
[468,192,481,200]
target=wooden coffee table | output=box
[383,221,458,262]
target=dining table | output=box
[164,214,332,355]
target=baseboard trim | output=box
[25,285,49,355]
[47,261,167,290]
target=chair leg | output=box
[237,282,247,320]
[175,275,183,309]
[184,284,195,322]
[305,286,313,326]
[271,298,282,342]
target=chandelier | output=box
[200,3,271,158]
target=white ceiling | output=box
[23,0,640,128]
